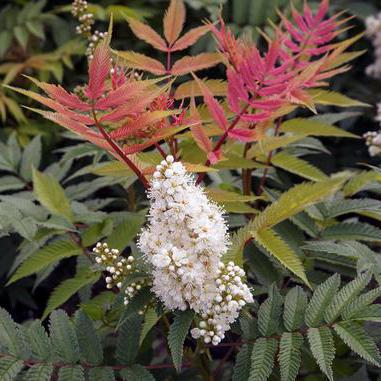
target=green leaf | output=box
[116,313,143,366]
[81,219,113,247]
[87,367,115,381]
[20,136,41,182]
[249,338,277,381]
[120,364,155,381]
[271,152,328,182]
[253,178,345,231]
[324,272,372,324]
[257,285,283,336]
[74,311,103,365]
[279,332,303,381]
[342,287,381,320]
[33,168,73,222]
[0,308,26,358]
[8,239,82,284]
[333,322,381,366]
[321,222,381,242]
[14,25,29,48]
[307,327,335,381]
[49,310,80,363]
[108,214,145,251]
[224,178,345,266]
[233,344,253,381]
[305,274,341,327]
[168,309,194,372]
[343,171,381,196]
[27,320,51,361]
[43,271,100,319]
[140,307,160,345]
[0,176,25,193]
[281,118,359,138]
[57,365,84,381]
[283,287,307,331]
[0,31,12,57]
[254,229,309,286]
[0,357,24,381]
[320,198,381,219]
[346,304,381,322]
[24,364,53,381]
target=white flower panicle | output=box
[365,12,381,78]
[364,130,381,157]
[92,242,148,306]
[138,156,253,344]
[138,156,228,311]
[190,261,253,345]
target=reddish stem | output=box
[91,107,150,189]
[195,104,250,185]
[256,117,282,196]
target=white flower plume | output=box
[138,156,253,345]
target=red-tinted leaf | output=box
[228,128,257,142]
[163,0,186,45]
[193,75,228,131]
[25,76,90,111]
[114,51,166,75]
[171,25,210,51]
[126,16,167,51]
[85,42,111,100]
[208,149,223,165]
[171,53,221,75]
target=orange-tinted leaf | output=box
[171,25,210,52]
[95,78,164,110]
[5,85,94,124]
[171,53,221,75]
[191,124,213,153]
[86,42,111,100]
[126,16,167,51]
[163,0,185,45]
[24,75,90,111]
[114,50,166,75]
[110,110,177,140]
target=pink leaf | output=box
[85,42,111,100]
[193,75,228,131]
[228,128,257,142]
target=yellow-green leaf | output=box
[310,89,369,108]
[32,168,73,222]
[254,228,310,286]
[271,152,328,182]
[281,118,359,138]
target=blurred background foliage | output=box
[0,0,380,323]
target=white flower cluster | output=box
[191,262,253,345]
[92,242,147,305]
[365,12,381,78]
[138,156,253,345]
[364,130,381,156]
[71,0,107,60]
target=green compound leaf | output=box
[333,322,381,367]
